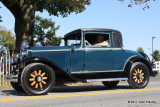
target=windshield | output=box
[64,33,81,46]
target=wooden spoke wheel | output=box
[128,62,150,89]
[29,70,48,89]
[21,63,55,95]
[132,68,145,84]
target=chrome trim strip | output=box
[32,48,122,52]
[76,48,122,51]
[71,70,123,74]
[32,49,70,52]
[86,78,128,82]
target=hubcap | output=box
[138,73,143,78]
[29,70,48,89]
[133,68,145,84]
[36,76,42,83]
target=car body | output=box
[6,28,158,95]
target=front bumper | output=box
[5,74,18,82]
[152,70,159,77]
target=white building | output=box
[153,61,160,72]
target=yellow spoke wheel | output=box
[21,63,55,95]
[128,62,150,89]
[29,70,48,89]
[132,68,145,84]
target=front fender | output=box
[22,57,62,71]
[21,57,85,82]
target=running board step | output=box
[86,78,128,82]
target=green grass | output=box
[0,84,13,90]
[0,82,91,90]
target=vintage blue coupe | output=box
[6,28,157,95]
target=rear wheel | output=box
[128,62,150,89]
[102,81,119,88]
[21,63,55,95]
[10,82,24,92]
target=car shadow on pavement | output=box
[0,76,159,96]
[50,85,132,93]
[0,90,27,96]
[0,85,131,96]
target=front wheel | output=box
[21,63,55,95]
[128,62,150,89]
[102,81,119,88]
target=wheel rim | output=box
[29,70,48,89]
[132,68,145,84]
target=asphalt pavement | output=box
[0,75,160,107]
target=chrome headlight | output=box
[14,53,21,63]
[14,50,32,63]
[26,50,32,57]
[21,50,32,58]
[15,53,24,62]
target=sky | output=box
[0,0,160,58]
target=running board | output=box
[86,78,128,82]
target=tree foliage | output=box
[152,50,160,61]
[136,47,144,53]
[34,15,62,46]
[0,26,16,50]
[1,0,91,17]
[118,0,155,10]
[0,0,91,51]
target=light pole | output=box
[152,37,156,61]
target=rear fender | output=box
[124,56,155,77]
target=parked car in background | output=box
[153,61,160,73]
[5,28,158,95]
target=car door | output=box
[70,47,85,73]
[84,32,113,72]
[84,47,113,72]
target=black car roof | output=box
[64,28,123,47]
[64,28,121,37]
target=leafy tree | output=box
[0,0,91,51]
[0,26,16,51]
[118,0,155,10]
[136,47,144,53]
[0,6,2,22]
[34,15,62,46]
[152,50,160,61]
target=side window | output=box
[85,33,110,47]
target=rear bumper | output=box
[5,74,18,82]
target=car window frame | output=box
[83,31,113,48]
[64,31,83,48]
